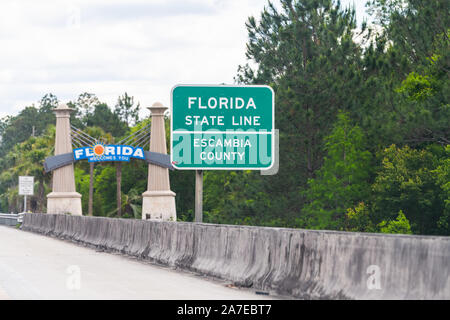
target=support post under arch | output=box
[46,104,82,215]
[142,102,176,221]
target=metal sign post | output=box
[19,176,34,213]
[195,170,203,222]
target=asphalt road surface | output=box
[0,225,274,300]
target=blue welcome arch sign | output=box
[73,144,145,162]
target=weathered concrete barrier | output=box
[22,213,450,299]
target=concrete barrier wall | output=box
[22,213,450,299]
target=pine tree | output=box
[236,0,364,224]
[302,112,372,229]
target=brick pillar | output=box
[142,102,176,221]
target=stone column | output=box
[142,102,176,221]
[47,104,82,215]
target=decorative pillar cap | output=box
[53,103,74,114]
[148,102,167,115]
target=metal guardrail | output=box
[0,213,23,226]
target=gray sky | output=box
[0,0,369,119]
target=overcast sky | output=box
[0,0,369,119]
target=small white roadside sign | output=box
[19,176,34,196]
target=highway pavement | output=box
[0,225,274,300]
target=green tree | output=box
[235,0,364,225]
[75,167,91,214]
[371,144,447,235]
[345,202,377,233]
[92,164,117,216]
[0,126,54,212]
[39,93,59,113]
[85,103,128,137]
[378,210,413,235]
[0,116,12,141]
[203,170,273,226]
[0,94,56,157]
[434,145,450,233]
[114,92,140,127]
[302,112,372,229]
[362,0,450,147]
[395,44,450,146]
[70,92,100,127]
[367,0,449,66]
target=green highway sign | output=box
[170,85,275,170]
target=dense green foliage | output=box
[301,112,373,230]
[230,0,449,235]
[0,0,448,235]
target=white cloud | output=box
[0,0,267,119]
[0,0,370,119]
[340,0,372,25]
